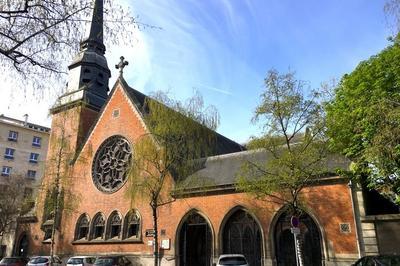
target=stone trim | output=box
[120,85,148,134]
[72,239,143,245]
[77,83,150,162]
[173,176,349,198]
[17,215,38,224]
[361,214,400,222]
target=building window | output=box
[8,131,18,142]
[91,213,105,240]
[1,166,11,176]
[112,109,120,118]
[4,148,15,160]
[124,210,141,239]
[24,188,33,199]
[92,135,132,193]
[27,170,36,179]
[29,153,39,163]
[32,136,41,147]
[75,214,90,240]
[23,188,34,211]
[107,211,122,239]
[43,225,52,241]
[0,245,6,259]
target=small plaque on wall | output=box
[340,223,351,233]
[161,239,170,249]
[145,229,156,237]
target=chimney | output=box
[23,114,28,126]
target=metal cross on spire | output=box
[115,56,129,76]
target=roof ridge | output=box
[203,148,264,161]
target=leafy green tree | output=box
[237,70,331,265]
[127,91,219,266]
[237,69,328,214]
[326,39,400,204]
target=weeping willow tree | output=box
[127,91,219,266]
[39,107,83,257]
[41,111,70,257]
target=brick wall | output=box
[23,82,359,265]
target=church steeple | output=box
[80,0,105,54]
[52,0,111,113]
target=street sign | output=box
[145,229,155,237]
[291,216,300,228]
[291,227,300,235]
[161,239,170,249]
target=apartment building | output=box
[0,114,50,257]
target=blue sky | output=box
[122,0,391,143]
[0,0,392,143]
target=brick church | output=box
[13,1,388,265]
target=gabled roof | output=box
[72,77,245,163]
[119,77,246,156]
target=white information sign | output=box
[161,239,171,249]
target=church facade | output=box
[13,1,367,265]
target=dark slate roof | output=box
[71,77,244,163]
[120,78,245,155]
[181,149,350,189]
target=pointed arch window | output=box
[75,214,90,240]
[222,209,262,266]
[107,211,122,239]
[123,210,141,239]
[91,213,105,240]
[179,211,212,266]
[43,225,52,241]
[274,209,322,266]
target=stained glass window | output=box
[92,136,132,193]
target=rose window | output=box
[92,135,132,193]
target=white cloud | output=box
[0,78,53,126]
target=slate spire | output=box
[80,0,106,54]
[53,0,111,113]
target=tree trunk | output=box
[152,204,159,266]
[50,133,65,258]
[50,182,61,257]
[0,235,4,257]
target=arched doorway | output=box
[222,209,262,266]
[178,212,212,266]
[274,210,322,266]
[16,233,28,257]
